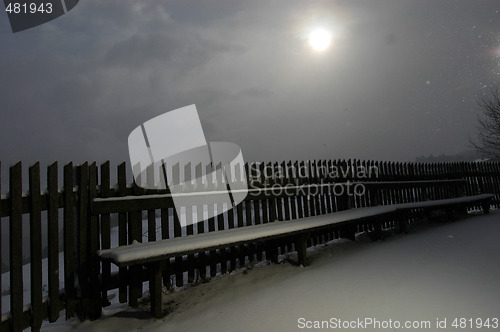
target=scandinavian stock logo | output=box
[128,105,248,227]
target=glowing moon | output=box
[309,29,332,51]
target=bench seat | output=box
[97,205,397,268]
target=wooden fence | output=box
[0,159,499,331]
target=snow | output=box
[41,210,500,332]
[97,206,396,266]
[1,251,65,315]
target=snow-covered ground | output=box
[38,210,500,332]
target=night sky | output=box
[1,0,500,170]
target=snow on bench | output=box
[97,205,398,318]
[390,193,494,233]
[97,205,397,267]
[392,193,494,210]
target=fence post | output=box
[117,163,128,303]
[76,162,90,320]
[63,162,76,318]
[87,163,102,319]
[47,162,62,322]
[100,161,111,306]
[10,162,24,332]
[29,163,43,330]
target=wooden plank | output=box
[235,163,246,267]
[222,163,236,271]
[76,162,90,319]
[63,162,76,318]
[268,162,277,221]
[148,262,163,318]
[92,194,175,214]
[171,163,183,287]
[295,166,305,227]
[87,163,102,319]
[316,160,326,244]
[160,207,171,289]
[257,162,268,261]
[129,165,143,306]
[326,159,336,212]
[47,162,61,322]
[274,162,284,222]
[0,162,2,316]
[281,161,292,252]
[195,163,207,280]
[323,160,334,242]
[312,160,322,216]
[295,233,309,266]
[295,161,304,219]
[10,162,24,332]
[206,163,218,277]
[302,161,311,218]
[100,161,111,307]
[117,163,128,302]
[244,163,255,263]
[318,160,327,213]
[29,162,43,329]
[184,162,195,283]
[307,160,318,246]
[260,162,269,225]
[146,164,156,243]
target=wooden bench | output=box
[97,205,398,317]
[358,180,494,234]
[93,179,494,318]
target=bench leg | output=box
[340,224,356,241]
[397,210,409,234]
[295,234,310,266]
[482,201,490,214]
[129,266,142,307]
[267,241,279,263]
[198,251,207,281]
[149,262,163,318]
[372,221,383,241]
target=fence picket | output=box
[10,162,23,332]
[28,163,43,329]
[63,163,76,318]
[100,162,111,306]
[47,162,61,322]
[117,163,128,302]
[76,163,89,319]
[88,163,102,318]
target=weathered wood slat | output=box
[184,163,196,283]
[129,169,143,307]
[117,163,128,303]
[88,163,102,319]
[63,162,76,318]
[29,163,43,329]
[47,162,61,322]
[146,164,156,243]
[76,163,90,320]
[10,162,24,332]
[0,162,2,316]
[100,162,111,307]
